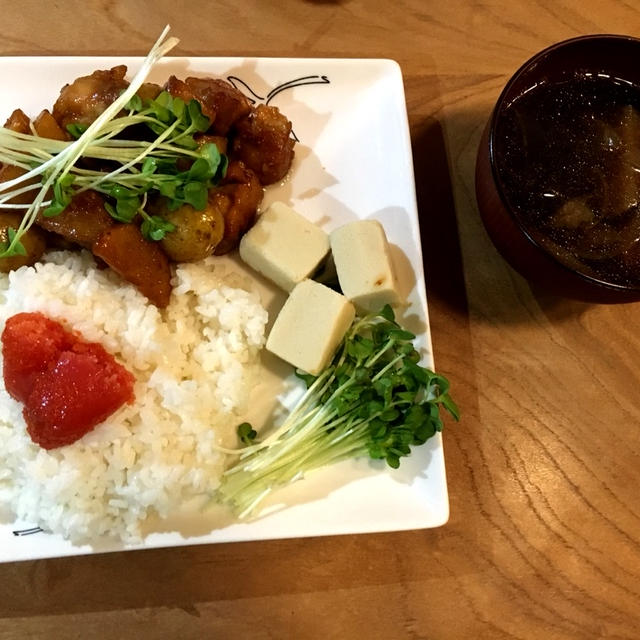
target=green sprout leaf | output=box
[182,181,208,210]
[42,200,67,218]
[237,422,258,446]
[125,94,143,112]
[187,157,213,182]
[141,157,158,176]
[187,99,210,132]
[149,93,173,122]
[0,227,27,256]
[66,123,88,139]
[379,304,395,322]
[140,215,175,241]
[385,453,400,469]
[42,174,76,217]
[171,97,185,119]
[115,196,141,223]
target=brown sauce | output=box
[494,73,640,287]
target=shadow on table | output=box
[421,107,593,327]
[412,117,469,320]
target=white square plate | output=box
[0,56,448,562]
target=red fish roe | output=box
[1,312,75,402]
[1,312,135,450]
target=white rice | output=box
[0,250,268,543]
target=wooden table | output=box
[1,1,639,638]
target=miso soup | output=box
[493,72,640,287]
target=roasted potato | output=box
[36,189,114,249]
[0,164,40,206]
[93,224,172,308]
[0,212,47,273]
[3,109,31,134]
[159,199,225,262]
[33,109,68,141]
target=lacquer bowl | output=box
[475,34,640,303]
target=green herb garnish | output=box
[217,305,459,518]
[237,422,258,446]
[66,123,88,139]
[0,26,227,252]
[0,227,27,257]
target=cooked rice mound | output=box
[0,251,268,543]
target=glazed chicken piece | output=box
[212,160,263,255]
[36,190,114,249]
[93,224,172,308]
[231,105,295,185]
[52,65,129,130]
[165,76,251,136]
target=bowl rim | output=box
[487,33,640,293]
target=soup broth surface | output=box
[494,72,640,287]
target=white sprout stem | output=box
[0,129,68,151]
[0,132,201,186]
[211,368,337,458]
[226,403,346,479]
[0,26,176,195]
[0,147,54,166]
[0,183,43,204]
[220,419,371,516]
[236,488,273,520]
[371,352,405,383]
[58,26,178,179]
[232,409,333,475]
[84,113,161,141]
[365,338,395,368]
[216,330,361,460]
[80,117,182,193]
[0,202,51,210]
[237,405,361,478]
[0,134,72,193]
[12,170,59,240]
[0,26,178,255]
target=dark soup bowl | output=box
[476,34,640,303]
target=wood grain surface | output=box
[1,1,639,638]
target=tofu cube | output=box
[330,220,400,312]
[266,280,355,375]
[239,201,330,292]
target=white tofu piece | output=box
[330,219,400,312]
[239,201,330,292]
[266,280,355,375]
